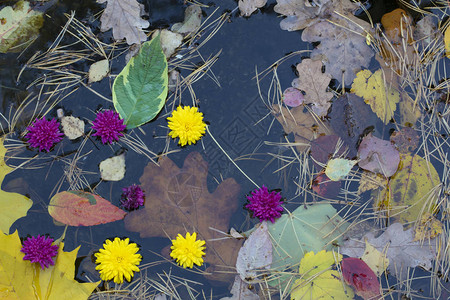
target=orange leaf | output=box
[49,191,126,226]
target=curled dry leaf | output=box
[99,153,126,181]
[97,0,149,45]
[239,0,267,17]
[357,133,400,177]
[124,152,242,283]
[291,59,333,116]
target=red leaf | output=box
[48,191,126,226]
[341,257,382,300]
[311,173,341,198]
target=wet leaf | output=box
[124,152,242,283]
[113,35,168,129]
[325,158,356,181]
[374,153,440,224]
[290,250,354,300]
[341,223,437,278]
[153,29,183,58]
[272,104,330,153]
[414,212,443,241]
[239,0,267,17]
[0,0,44,53]
[282,87,304,108]
[0,138,32,233]
[172,5,202,34]
[0,230,99,299]
[61,116,84,140]
[357,171,387,195]
[390,127,420,154]
[266,203,349,287]
[88,59,109,83]
[357,133,400,177]
[351,69,400,124]
[445,26,450,58]
[220,275,260,300]
[312,173,341,199]
[398,94,422,126]
[97,0,149,45]
[310,135,346,169]
[48,191,126,226]
[99,153,126,181]
[236,221,272,283]
[291,59,333,116]
[341,257,381,300]
[360,240,389,276]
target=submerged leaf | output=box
[360,240,389,276]
[220,275,260,300]
[113,35,168,128]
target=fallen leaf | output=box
[360,240,389,276]
[341,223,437,278]
[0,0,44,53]
[97,0,149,45]
[239,0,267,17]
[99,153,126,181]
[357,171,387,195]
[172,5,202,34]
[0,138,32,233]
[291,59,333,116]
[48,191,127,226]
[413,15,438,47]
[312,173,341,199]
[357,133,400,177]
[113,35,168,129]
[390,127,419,154]
[236,221,272,283]
[290,250,354,299]
[398,94,422,126]
[445,26,450,58]
[88,59,109,83]
[341,257,381,300]
[373,153,441,224]
[381,9,413,43]
[325,158,356,181]
[266,203,349,288]
[272,104,330,153]
[351,69,400,124]
[124,152,243,283]
[310,135,347,169]
[0,230,99,299]
[61,116,84,140]
[153,29,183,58]
[282,87,304,108]
[220,275,260,300]
[414,212,443,241]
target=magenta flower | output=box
[20,235,59,269]
[25,118,64,152]
[92,110,126,144]
[120,184,145,211]
[246,185,283,223]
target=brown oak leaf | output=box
[124,152,242,283]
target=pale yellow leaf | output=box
[361,239,389,276]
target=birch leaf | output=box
[97,0,149,45]
[325,158,357,181]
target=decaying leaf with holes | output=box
[351,69,400,124]
[272,104,330,153]
[291,59,333,117]
[124,152,242,283]
[414,212,443,241]
[357,171,387,195]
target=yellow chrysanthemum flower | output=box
[170,232,206,268]
[167,106,206,146]
[95,237,142,284]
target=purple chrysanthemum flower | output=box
[20,235,59,269]
[120,184,145,211]
[246,185,283,223]
[25,118,64,152]
[92,110,126,144]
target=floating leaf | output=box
[341,257,381,300]
[48,191,126,226]
[113,35,168,129]
[374,153,440,224]
[360,240,389,276]
[357,171,387,195]
[282,87,304,108]
[445,26,450,58]
[414,212,443,241]
[312,173,341,198]
[220,275,260,300]
[266,203,348,288]
[88,59,109,83]
[239,0,267,17]
[124,152,242,283]
[0,138,32,233]
[351,69,400,124]
[236,221,272,283]
[99,153,126,181]
[154,29,183,58]
[0,0,44,53]
[357,133,400,177]
[290,250,354,300]
[325,158,356,181]
[61,116,84,140]
[97,0,149,45]
[390,127,419,154]
[172,5,202,34]
[0,230,99,299]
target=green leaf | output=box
[113,35,168,129]
[0,0,44,53]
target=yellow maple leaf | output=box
[0,230,99,299]
[291,250,354,300]
[0,137,32,233]
[351,69,400,124]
